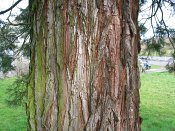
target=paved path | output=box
[149,60,168,67]
[145,68,167,73]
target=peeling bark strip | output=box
[28,0,141,130]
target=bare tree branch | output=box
[6,7,29,26]
[0,0,23,15]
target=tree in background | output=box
[0,6,30,74]
[0,6,30,106]
[0,24,16,74]
[139,0,175,57]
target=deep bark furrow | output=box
[28,0,141,130]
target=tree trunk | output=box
[28,0,141,130]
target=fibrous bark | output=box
[28,0,141,130]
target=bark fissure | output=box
[28,0,141,130]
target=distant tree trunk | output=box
[28,0,141,130]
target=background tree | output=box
[6,74,28,106]
[0,24,16,73]
[0,6,30,74]
[0,6,30,106]
[139,0,175,57]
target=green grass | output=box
[0,78,27,130]
[151,64,161,69]
[140,72,175,131]
[0,72,175,130]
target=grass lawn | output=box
[0,72,175,130]
[140,72,175,131]
[151,64,161,69]
[0,78,27,130]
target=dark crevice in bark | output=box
[28,0,141,130]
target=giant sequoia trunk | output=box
[28,0,141,130]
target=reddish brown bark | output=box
[28,0,141,130]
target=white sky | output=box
[0,0,28,21]
[139,0,175,38]
[0,0,28,46]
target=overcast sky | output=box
[0,0,28,21]
[139,1,175,38]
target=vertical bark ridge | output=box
[28,0,141,130]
